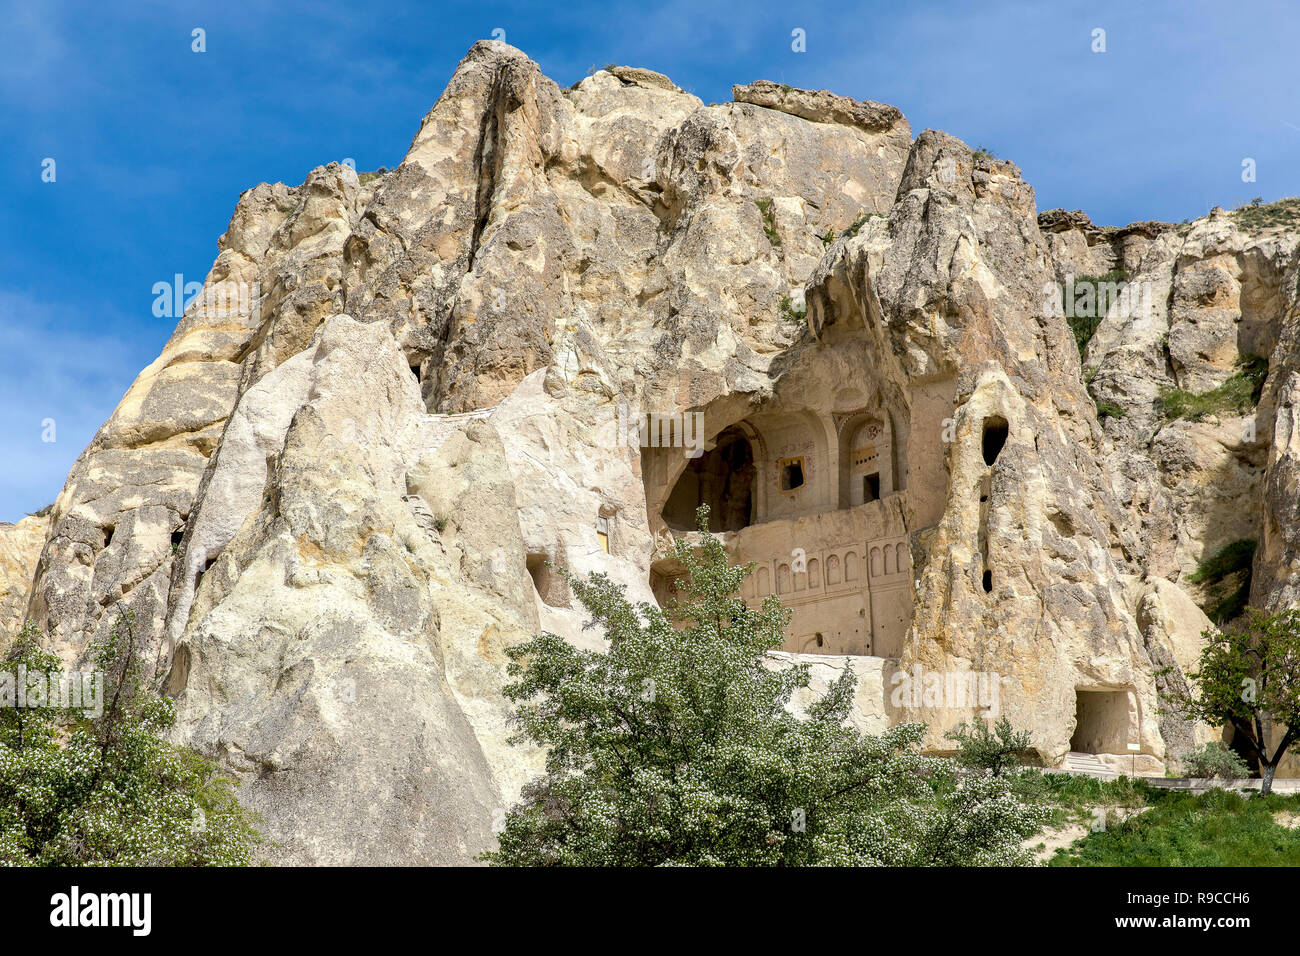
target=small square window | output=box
[863,473,880,502]
[778,457,805,491]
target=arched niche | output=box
[746,409,834,522]
[839,411,900,508]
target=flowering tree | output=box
[0,611,259,865]
[485,506,1045,866]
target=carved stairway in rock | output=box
[1061,752,1117,780]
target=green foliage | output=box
[971,147,995,162]
[1188,538,1256,623]
[1231,196,1300,231]
[1181,741,1250,780]
[484,506,1047,866]
[0,613,260,865]
[433,516,448,533]
[1095,400,1127,421]
[356,167,389,185]
[1066,269,1130,356]
[754,197,781,247]
[1050,789,1300,866]
[1166,608,1300,793]
[944,716,1032,776]
[1159,355,1267,423]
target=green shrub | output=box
[840,212,877,239]
[1066,269,1130,356]
[1050,789,1300,866]
[944,716,1032,776]
[778,295,807,320]
[1095,401,1127,421]
[1181,741,1250,779]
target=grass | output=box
[1159,354,1267,422]
[754,198,781,247]
[972,146,996,162]
[1014,771,1153,828]
[1049,788,1300,866]
[1187,538,1256,623]
[357,168,388,185]
[1231,196,1300,232]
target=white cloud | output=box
[0,288,155,522]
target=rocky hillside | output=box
[2,41,1298,864]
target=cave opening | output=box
[661,428,756,532]
[1069,689,1131,754]
[982,416,1008,466]
[526,553,569,608]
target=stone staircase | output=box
[1061,751,1117,780]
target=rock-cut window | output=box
[779,457,805,491]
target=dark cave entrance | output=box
[661,428,756,532]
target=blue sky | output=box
[2,0,1298,522]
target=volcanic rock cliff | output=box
[4,41,1300,863]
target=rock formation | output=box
[7,41,1300,862]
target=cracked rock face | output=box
[0,514,48,646]
[10,42,1300,861]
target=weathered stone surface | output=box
[163,316,542,864]
[732,80,907,134]
[0,513,48,646]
